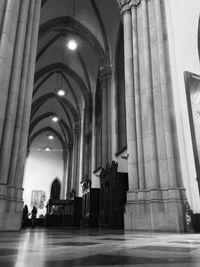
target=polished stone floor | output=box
[1,228,200,267]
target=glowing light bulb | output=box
[67,39,77,51]
[57,89,65,96]
[48,134,54,140]
[44,146,51,151]
[52,116,59,122]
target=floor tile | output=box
[0,228,200,267]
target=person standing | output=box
[31,206,37,227]
[22,205,29,227]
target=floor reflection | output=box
[0,228,200,266]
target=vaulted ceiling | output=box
[29,0,121,153]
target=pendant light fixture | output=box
[66,0,78,51]
[55,62,68,97]
[47,133,54,140]
[57,88,65,96]
[44,114,54,151]
[52,115,59,122]
[44,146,51,151]
[52,82,59,123]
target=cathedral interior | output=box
[0,0,200,266]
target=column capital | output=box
[74,122,81,136]
[84,107,93,121]
[63,150,68,160]
[68,143,73,150]
[117,0,141,15]
[74,128,81,136]
[26,148,30,158]
[99,65,112,83]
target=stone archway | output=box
[198,16,200,62]
[50,178,61,200]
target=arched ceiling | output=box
[30,0,120,153]
[198,16,200,63]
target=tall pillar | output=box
[8,0,36,188]
[0,0,41,231]
[0,0,21,230]
[141,0,160,189]
[82,108,92,180]
[94,81,102,169]
[66,144,73,199]
[72,123,81,196]
[0,0,21,143]
[61,150,68,199]
[121,3,139,191]
[117,0,186,232]
[99,65,112,168]
[14,0,41,190]
[131,5,145,189]
[0,0,30,186]
[154,0,178,188]
[0,1,7,33]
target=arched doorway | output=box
[50,178,61,200]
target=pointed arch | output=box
[198,16,200,62]
[50,178,61,200]
[33,71,81,118]
[39,17,107,62]
[29,127,67,151]
[34,63,92,108]
[29,112,73,144]
[31,92,79,124]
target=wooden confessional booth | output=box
[81,177,100,227]
[45,179,82,227]
[99,161,128,229]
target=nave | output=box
[0,228,200,267]
[0,0,200,233]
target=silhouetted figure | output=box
[22,205,29,227]
[31,206,37,227]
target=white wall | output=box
[165,0,200,212]
[23,150,63,217]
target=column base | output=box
[0,184,7,229]
[124,187,186,232]
[0,186,23,231]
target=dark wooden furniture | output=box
[50,179,61,200]
[81,177,100,227]
[99,161,128,229]
[45,198,82,227]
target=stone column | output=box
[0,0,21,143]
[99,65,112,168]
[154,0,177,188]
[72,123,81,196]
[131,4,145,189]
[61,150,68,199]
[8,0,36,188]
[117,0,186,232]
[82,108,92,180]
[0,0,31,185]
[94,82,102,169]
[0,1,7,32]
[0,0,41,231]
[141,0,159,188]
[66,144,73,199]
[0,0,21,230]
[120,1,139,191]
[14,0,42,190]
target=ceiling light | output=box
[52,116,59,122]
[67,39,77,51]
[44,146,51,151]
[47,134,54,140]
[57,89,66,96]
